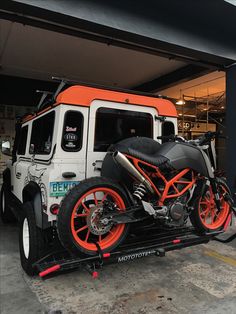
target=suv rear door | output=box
[86,100,159,178]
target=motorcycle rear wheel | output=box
[57,177,130,256]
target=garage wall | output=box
[0,105,31,183]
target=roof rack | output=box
[51,76,169,100]
[21,75,172,122]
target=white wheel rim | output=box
[2,192,5,213]
[22,218,30,259]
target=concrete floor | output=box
[0,221,236,314]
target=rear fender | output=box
[120,182,136,207]
[22,181,50,229]
[102,153,135,205]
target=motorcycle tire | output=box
[57,177,130,256]
[190,177,231,233]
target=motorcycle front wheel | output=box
[190,177,231,233]
[57,177,130,256]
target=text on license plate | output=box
[50,181,79,197]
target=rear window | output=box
[94,107,153,152]
[61,111,84,151]
[30,111,55,155]
[17,125,28,155]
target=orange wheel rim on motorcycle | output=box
[198,186,230,229]
[70,187,126,251]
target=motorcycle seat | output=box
[109,137,169,167]
[127,149,169,167]
[109,136,160,154]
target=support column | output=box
[226,64,236,196]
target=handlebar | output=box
[157,132,227,146]
[156,135,185,142]
[197,131,227,145]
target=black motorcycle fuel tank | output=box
[157,142,210,177]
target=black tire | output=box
[190,177,231,233]
[0,183,16,223]
[57,177,130,256]
[19,202,45,276]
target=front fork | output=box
[210,178,236,215]
[210,179,222,212]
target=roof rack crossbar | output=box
[51,76,169,100]
[36,90,53,110]
[52,77,68,101]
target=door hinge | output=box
[155,115,166,122]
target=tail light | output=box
[50,204,59,215]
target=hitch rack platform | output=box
[34,216,235,279]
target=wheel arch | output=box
[22,182,50,229]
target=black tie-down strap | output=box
[84,241,107,278]
[93,241,104,260]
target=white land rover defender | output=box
[0,83,177,275]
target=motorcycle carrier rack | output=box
[34,212,235,279]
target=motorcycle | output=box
[57,131,234,256]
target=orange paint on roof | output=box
[56,85,177,117]
[22,85,177,123]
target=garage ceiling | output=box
[0,19,187,88]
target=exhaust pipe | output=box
[113,151,154,193]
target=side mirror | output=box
[1,140,12,156]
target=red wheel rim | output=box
[199,185,229,229]
[70,187,126,251]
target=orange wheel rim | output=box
[70,187,126,251]
[199,185,229,229]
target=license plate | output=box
[50,181,79,197]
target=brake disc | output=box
[87,205,112,235]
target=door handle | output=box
[62,172,76,178]
[94,167,101,171]
[92,160,103,171]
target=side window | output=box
[17,125,28,155]
[162,121,175,143]
[94,107,153,152]
[61,111,83,151]
[30,111,55,155]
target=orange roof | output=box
[22,85,177,123]
[56,85,177,117]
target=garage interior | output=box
[0,20,228,180]
[0,0,236,313]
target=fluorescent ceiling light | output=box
[176,99,185,105]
